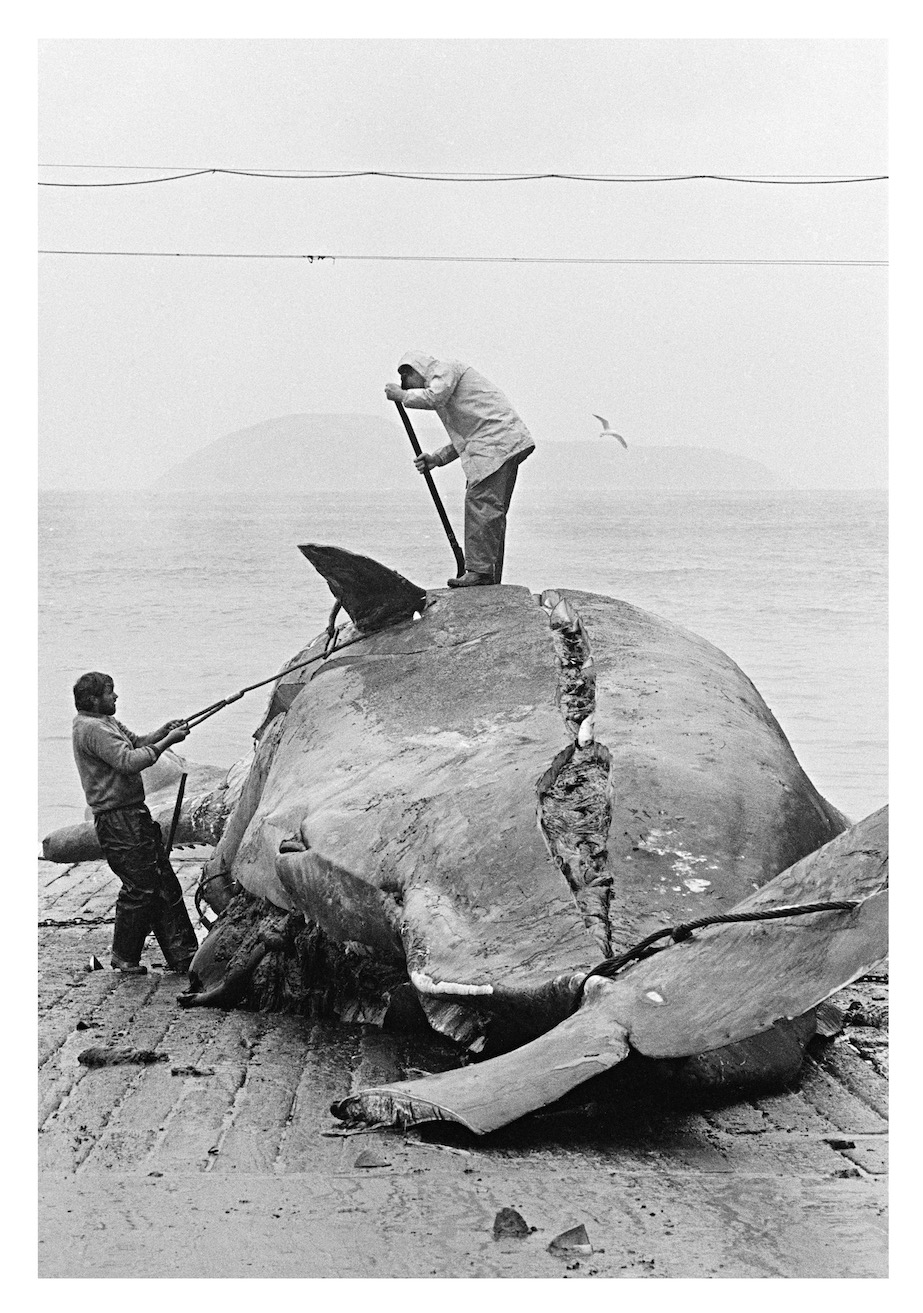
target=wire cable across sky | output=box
[38,250,887,267]
[38,167,889,188]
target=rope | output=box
[582,899,859,987]
[193,869,234,930]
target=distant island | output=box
[153,413,786,494]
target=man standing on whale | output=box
[385,351,535,587]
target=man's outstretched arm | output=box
[134,719,188,747]
[97,720,190,771]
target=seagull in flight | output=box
[592,414,627,448]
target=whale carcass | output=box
[165,546,886,1131]
[41,548,882,1134]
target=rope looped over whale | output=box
[580,900,860,992]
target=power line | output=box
[38,249,887,267]
[40,169,214,188]
[38,167,888,187]
[38,165,887,176]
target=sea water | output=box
[38,487,887,840]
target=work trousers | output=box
[95,803,199,968]
[463,455,522,583]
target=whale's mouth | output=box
[536,591,615,958]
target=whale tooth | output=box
[576,715,596,747]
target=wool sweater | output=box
[72,713,158,815]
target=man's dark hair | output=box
[73,671,113,712]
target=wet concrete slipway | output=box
[38,854,888,1279]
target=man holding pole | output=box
[71,672,199,975]
[385,351,535,587]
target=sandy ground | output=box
[38,856,888,1279]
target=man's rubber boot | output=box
[111,956,147,975]
[447,571,492,589]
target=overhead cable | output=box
[40,169,215,188]
[38,250,887,267]
[38,167,888,187]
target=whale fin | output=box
[333,892,885,1136]
[333,809,888,1134]
[331,983,631,1134]
[298,544,428,633]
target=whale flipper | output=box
[333,810,887,1133]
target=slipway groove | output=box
[37,859,887,1278]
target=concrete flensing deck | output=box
[38,857,888,1279]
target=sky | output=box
[38,39,887,490]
